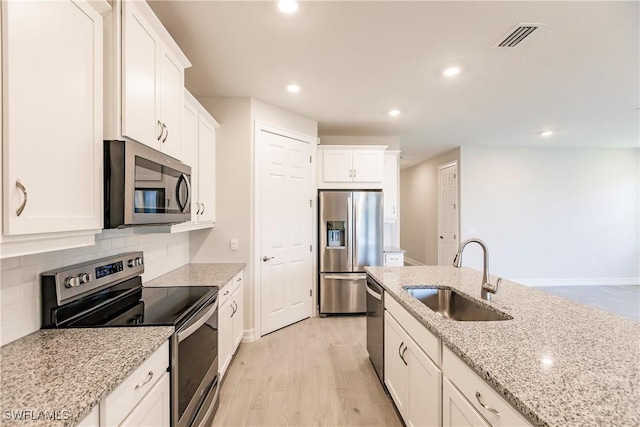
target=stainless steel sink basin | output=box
[405,287,513,321]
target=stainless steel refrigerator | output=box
[319,190,383,314]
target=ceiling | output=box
[149,1,639,168]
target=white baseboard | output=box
[242,328,256,343]
[515,277,640,287]
[404,257,424,266]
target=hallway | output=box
[212,316,402,427]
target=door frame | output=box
[253,121,317,339]
[437,161,459,265]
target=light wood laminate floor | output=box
[212,316,402,427]
[537,285,639,321]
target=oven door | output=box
[173,294,219,427]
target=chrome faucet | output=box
[452,238,502,301]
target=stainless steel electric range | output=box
[41,252,218,427]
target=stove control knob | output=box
[64,276,79,288]
[136,257,144,266]
[78,273,90,284]
[127,258,136,268]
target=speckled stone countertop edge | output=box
[143,263,246,289]
[0,327,175,427]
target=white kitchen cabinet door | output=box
[383,152,399,221]
[443,378,490,427]
[2,0,104,236]
[158,49,184,159]
[407,341,442,427]
[122,0,160,151]
[218,297,234,379]
[119,372,170,427]
[352,150,384,183]
[322,150,352,183]
[231,276,244,352]
[197,115,217,223]
[384,312,409,418]
[182,95,199,225]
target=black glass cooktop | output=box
[52,278,217,328]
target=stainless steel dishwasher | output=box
[366,275,385,385]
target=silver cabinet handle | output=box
[162,123,168,143]
[201,203,205,214]
[134,371,154,390]
[236,277,242,282]
[262,256,274,262]
[196,202,201,215]
[157,120,163,141]
[223,290,230,296]
[15,180,27,217]
[393,206,395,215]
[475,392,501,416]
[353,169,356,178]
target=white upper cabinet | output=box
[108,0,191,161]
[1,0,108,240]
[318,145,386,189]
[172,90,218,232]
[383,151,400,222]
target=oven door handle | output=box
[177,298,218,343]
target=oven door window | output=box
[178,305,218,422]
[134,156,190,214]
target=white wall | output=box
[0,231,190,345]
[459,146,640,285]
[400,148,460,265]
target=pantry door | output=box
[257,124,314,336]
[438,162,459,265]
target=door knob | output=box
[439,236,443,239]
[262,256,274,262]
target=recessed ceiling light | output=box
[541,130,553,137]
[443,67,461,77]
[278,0,298,14]
[287,84,301,93]
[388,109,400,117]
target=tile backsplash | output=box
[0,230,190,345]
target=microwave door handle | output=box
[176,173,191,213]
[177,299,218,343]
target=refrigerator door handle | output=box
[323,274,368,280]
[347,195,353,271]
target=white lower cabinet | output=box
[101,341,170,427]
[119,372,170,427]
[384,297,532,427]
[219,271,244,379]
[443,378,490,427]
[384,311,441,427]
[442,347,532,427]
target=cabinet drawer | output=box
[231,271,243,293]
[103,341,169,426]
[442,346,532,426]
[219,284,232,307]
[385,295,440,365]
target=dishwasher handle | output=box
[366,284,382,301]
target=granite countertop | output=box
[365,265,640,427]
[0,327,174,427]
[143,263,246,288]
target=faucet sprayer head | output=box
[452,252,462,268]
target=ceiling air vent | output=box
[494,23,545,48]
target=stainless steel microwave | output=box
[104,140,191,228]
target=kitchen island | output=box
[365,265,640,427]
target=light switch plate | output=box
[230,239,239,251]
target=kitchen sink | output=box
[405,287,512,321]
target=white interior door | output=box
[259,129,312,335]
[438,163,458,265]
